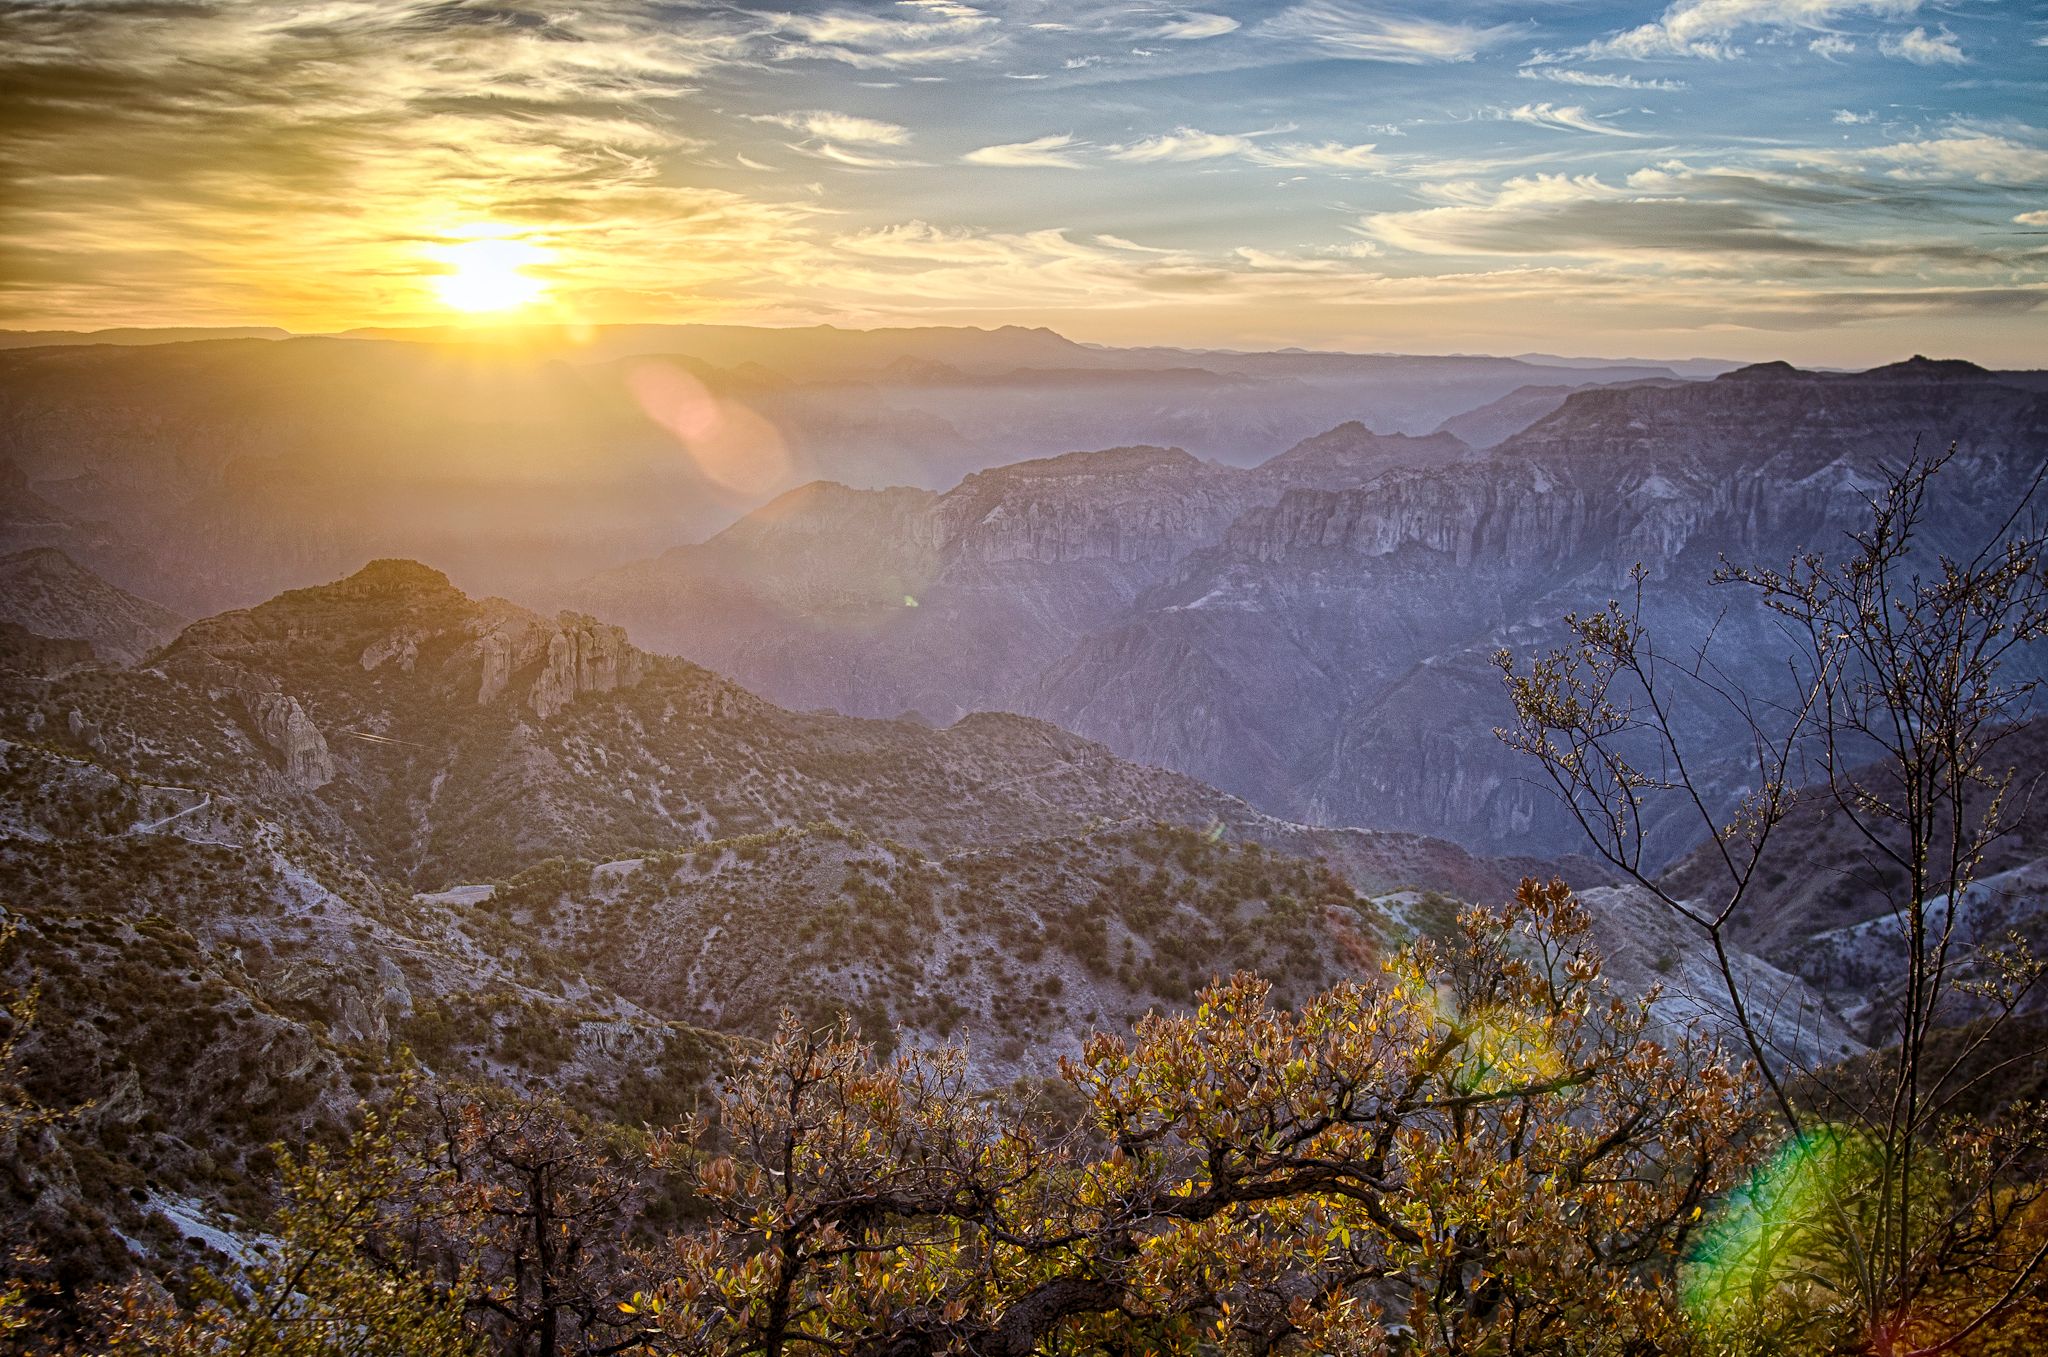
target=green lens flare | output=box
[1681,1125,1872,1338]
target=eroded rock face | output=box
[936,447,1248,567]
[458,602,647,719]
[358,628,423,673]
[564,362,2048,858]
[529,615,645,720]
[239,688,335,789]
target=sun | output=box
[429,236,550,314]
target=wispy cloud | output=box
[1509,104,1650,138]
[1787,129,2048,183]
[1112,128,1273,163]
[1261,2,1520,64]
[1519,69,1687,92]
[1108,127,1387,171]
[964,134,1089,168]
[754,111,913,145]
[761,5,1000,68]
[1359,167,2011,268]
[0,0,2037,361]
[1153,13,1240,41]
[791,142,927,169]
[1879,26,1964,65]
[1265,141,1388,170]
[0,0,808,325]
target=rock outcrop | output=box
[528,615,645,720]
[239,687,335,789]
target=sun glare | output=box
[429,236,549,314]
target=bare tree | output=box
[1496,446,2048,1354]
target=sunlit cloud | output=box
[964,134,1090,168]
[1154,13,1240,41]
[1784,129,2048,184]
[1520,69,1687,91]
[1264,142,1389,171]
[0,0,807,327]
[791,142,929,169]
[760,5,1001,68]
[1358,167,2019,272]
[1509,104,1651,138]
[0,0,2038,362]
[1112,128,1275,163]
[753,111,914,145]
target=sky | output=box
[2,0,2045,364]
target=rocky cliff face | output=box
[570,360,2048,860]
[568,444,1286,723]
[935,446,1248,565]
[237,687,336,789]
[0,334,1683,620]
[0,547,184,665]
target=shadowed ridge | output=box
[1260,422,1472,470]
[957,444,1201,483]
[1864,354,1991,380]
[1714,360,1805,382]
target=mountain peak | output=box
[1866,355,1989,380]
[1716,360,1805,382]
[1262,423,1472,473]
[333,558,459,596]
[2,545,88,574]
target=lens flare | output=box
[1682,1125,1870,1337]
[626,359,791,499]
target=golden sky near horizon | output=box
[2,0,2044,365]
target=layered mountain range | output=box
[571,358,2048,860]
[0,327,1684,615]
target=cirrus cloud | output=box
[1154,13,1240,41]
[1260,1,1521,64]
[964,134,1089,168]
[1509,103,1650,138]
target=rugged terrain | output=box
[0,549,183,666]
[572,359,2048,860]
[0,557,1838,1299]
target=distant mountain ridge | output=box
[0,327,1697,616]
[568,358,2048,860]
